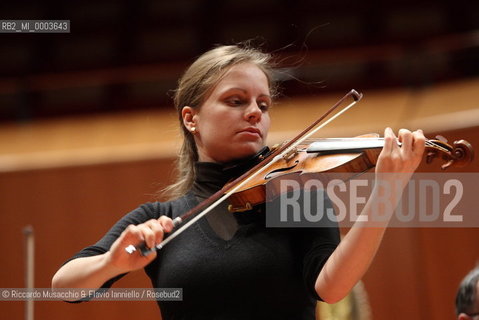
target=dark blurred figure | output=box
[456,267,479,319]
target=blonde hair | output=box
[163,44,276,199]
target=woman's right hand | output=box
[106,216,174,273]
[52,216,174,291]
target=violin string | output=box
[298,137,451,154]
[425,140,450,153]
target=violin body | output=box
[227,134,474,213]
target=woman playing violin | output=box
[52,44,426,319]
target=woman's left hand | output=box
[375,127,426,191]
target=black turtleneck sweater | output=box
[68,161,340,320]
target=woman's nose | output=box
[244,101,262,122]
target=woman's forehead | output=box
[212,63,270,91]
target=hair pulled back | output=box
[164,44,276,199]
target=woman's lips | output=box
[238,127,262,138]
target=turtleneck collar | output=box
[191,146,270,199]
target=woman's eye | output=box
[226,98,244,106]
[258,102,270,111]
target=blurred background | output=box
[1,0,479,319]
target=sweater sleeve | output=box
[300,191,341,301]
[63,202,163,291]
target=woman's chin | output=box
[205,142,265,163]
[238,142,264,155]
[230,145,265,161]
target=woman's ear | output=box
[181,106,198,133]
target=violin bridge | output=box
[283,147,298,161]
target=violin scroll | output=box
[426,139,474,170]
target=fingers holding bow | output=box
[106,216,175,273]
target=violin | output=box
[125,90,474,255]
[226,134,474,213]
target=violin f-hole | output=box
[264,160,299,180]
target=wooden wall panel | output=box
[362,125,479,320]
[0,158,175,320]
